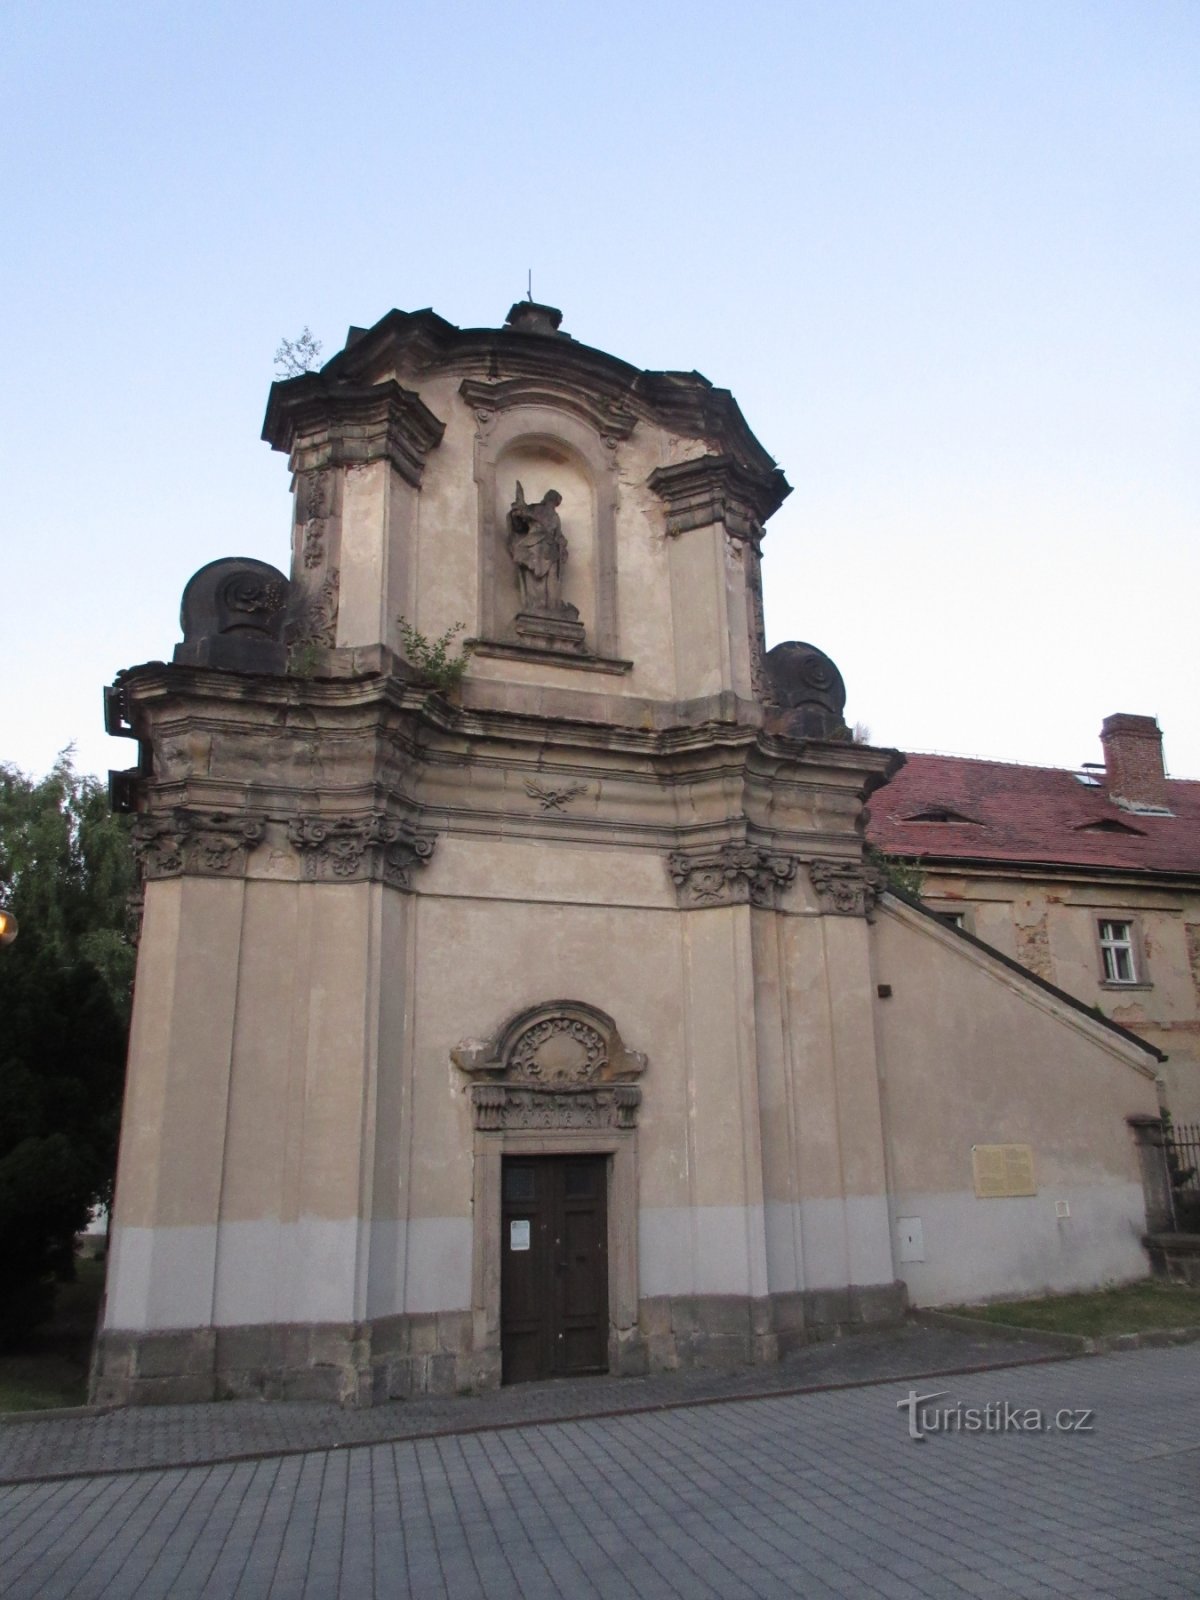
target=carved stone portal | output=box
[452,1000,645,1131]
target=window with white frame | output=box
[1098,919,1137,983]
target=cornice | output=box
[647,454,791,539]
[913,854,1200,895]
[278,306,782,474]
[262,378,446,485]
[111,663,906,801]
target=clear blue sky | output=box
[3,0,1197,781]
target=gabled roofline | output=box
[883,886,1168,1063]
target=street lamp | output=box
[0,906,18,946]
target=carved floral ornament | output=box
[452,1001,646,1132]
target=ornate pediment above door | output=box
[451,1000,646,1131]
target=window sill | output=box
[1099,980,1152,992]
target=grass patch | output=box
[0,1257,105,1412]
[953,1280,1200,1339]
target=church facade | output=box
[95,303,1162,1404]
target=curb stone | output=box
[912,1306,1200,1355]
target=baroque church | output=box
[96,302,1162,1403]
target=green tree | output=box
[0,753,135,1345]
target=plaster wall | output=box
[871,899,1160,1305]
[110,824,929,1344]
[922,869,1200,1119]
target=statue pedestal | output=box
[515,609,587,654]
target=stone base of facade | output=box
[1143,1232,1200,1287]
[91,1283,909,1408]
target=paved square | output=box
[2,1346,1198,1598]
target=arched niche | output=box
[466,401,620,661]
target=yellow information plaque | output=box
[972,1143,1037,1199]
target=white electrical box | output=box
[896,1216,925,1262]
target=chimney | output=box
[1100,714,1168,809]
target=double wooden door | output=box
[500,1155,609,1384]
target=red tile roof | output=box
[866,753,1200,878]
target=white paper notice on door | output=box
[510,1219,531,1251]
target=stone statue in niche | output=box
[507,483,566,611]
[505,481,586,653]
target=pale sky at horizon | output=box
[2,1,1197,784]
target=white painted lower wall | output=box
[764,1196,895,1292]
[638,1204,769,1297]
[890,1182,1150,1307]
[111,1198,909,1333]
[105,1217,475,1331]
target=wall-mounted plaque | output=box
[510,1219,531,1251]
[972,1144,1037,1199]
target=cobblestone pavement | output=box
[0,1324,1061,1484]
[3,1344,1199,1598]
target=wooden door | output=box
[500,1155,609,1384]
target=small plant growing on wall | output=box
[396,618,473,694]
[865,846,925,900]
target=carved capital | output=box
[667,844,798,909]
[648,455,790,541]
[286,813,437,887]
[808,858,881,917]
[133,810,266,880]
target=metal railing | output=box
[1166,1120,1200,1232]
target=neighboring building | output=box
[94,303,1164,1405]
[868,714,1200,1119]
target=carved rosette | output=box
[133,811,266,880]
[286,813,436,888]
[667,844,799,909]
[452,1000,646,1133]
[808,858,881,918]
